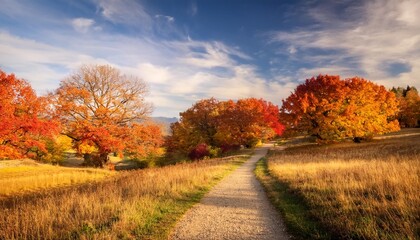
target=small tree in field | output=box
[0,69,59,159]
[54,64,160,166]
[167,97,284,159]
[280,75,400,142]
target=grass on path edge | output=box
[146,155,250,239]
[255,157,331,240]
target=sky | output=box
[0,0,419,117]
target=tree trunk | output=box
[83,152,109,167]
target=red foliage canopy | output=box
[0,69,59,159]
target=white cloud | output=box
[0,1,288,118]
[155,15,175,23]
[95,0,152,29]
[71,18,96,33]
[270,0,420,89]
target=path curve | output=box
[170,145,289,240]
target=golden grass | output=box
[267,132,420,239]
[0,154,248,239]
[0,160,114,198]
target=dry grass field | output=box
[264,129,420,239]
[0,154,249,239]
[0,159,114,198]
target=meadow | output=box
[257,130,420,239]
[0,159,113,198]
[0,153,249,239]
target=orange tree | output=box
[280,75,399,142]
[167,98,284,159]
[166,98,221,156]
[0,69,59,159]
[391,86,420,128]
[54,65,162,166]
[216,98,284,148]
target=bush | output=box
[208,146,221,158]
[220,144,240,153]
[188,143,210,160]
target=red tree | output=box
[0,69,59,159]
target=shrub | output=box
[188,143,210,160]
[220,144,240,153]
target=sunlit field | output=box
[0,159,114,198]
[0,154,249,239]
[265,130,420,239]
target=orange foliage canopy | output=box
[280,75,400,142]
[0,69,59,159]
[391,86,420,128]
[167,97,284,158]
[54,65,162,166]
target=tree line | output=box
[1,65,419,165]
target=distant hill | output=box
[152,117,178,124]
[151,117,178,135]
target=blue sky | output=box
[1,0,419,117]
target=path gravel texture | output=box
[170,145,290,240]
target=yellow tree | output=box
[280,75,399,142]
[391,86,420,128]
[54,65,157,166]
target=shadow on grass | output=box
[255,157,332,240]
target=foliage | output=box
[0,69,59,159]
[216,98,283,147]
[167,97,284,159]
[41,135,73,164]
[188,143,210,160]
[280,75,400,142]
[391,86,420,127]
[124,122,164,160]
[54,65,162,166]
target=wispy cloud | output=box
[190,1,198,16]
[155,15,175,23]
[71,18,100,33]
[95,0,152,30]
[269,0,420,88]
[0,1,284,117]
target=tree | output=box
[167,97,284,159]
[280,75,400,142]
[54,64,159,166]
[0,69,58,159]
[216,98,284,147]
[166,98,221,155]
[391,86,420,127]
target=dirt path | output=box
[170,145,289,240]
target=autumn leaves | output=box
[1,65,417,164]
[54,65,162,166]
[166,98,284,159]
[0,66,163,166]
[0,70,59,159]
[280,75,401,143]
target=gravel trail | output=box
[170,145,289,240]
